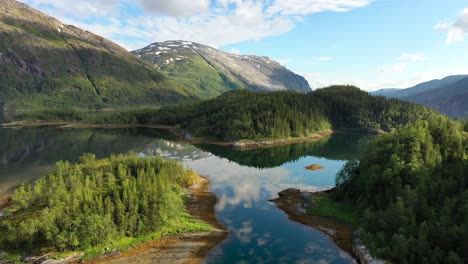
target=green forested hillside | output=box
[335,116,468,263]
[0,0,190,109]
[87,86,437,141]
[0,154,209,254]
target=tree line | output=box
[25,86,438,141]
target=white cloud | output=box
[19,0,373,51]
[266,0,373,16]
[304,66,468,92]
[19,0,120,18]
[378,52,426,75]
[124,12,294,49]
[138,0,211,17]
[435,8,468,44]
[230,48,241,54]
[434,22,450,30]
[399,52,426,62]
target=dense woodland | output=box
[0,154,205,253]
[27,86,437,141]
[93,86,436,140]
[335,116,468,263]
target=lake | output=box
[0,117,372,263]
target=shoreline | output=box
[84,176,227,264]
[1,121,335,149]
[269,189,356,259]
[270,189,385,264]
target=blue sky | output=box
[19,0,468,91]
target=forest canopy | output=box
[0,153,208,254]
[334,116,468,263]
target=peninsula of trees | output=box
[0,154,210,257]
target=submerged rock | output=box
[305,164,325,170]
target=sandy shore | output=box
[87,177,227,264]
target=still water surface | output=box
[0,117,371,264]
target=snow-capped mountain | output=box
[132,40,311,95]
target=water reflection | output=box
[195,132,372,169]
[0,127,202,201]
[0,126,369,263]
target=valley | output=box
[0,0,467,263]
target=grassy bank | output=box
[307,196,359,227]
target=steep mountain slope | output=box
[404,76,468,117]
[132,40,311,97]
[0,0,190,110]
[373,75,467,98]
[372,75,468,117]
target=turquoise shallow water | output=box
[0,123,371,263]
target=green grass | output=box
[0,253,25,264]
[308,196,359,227]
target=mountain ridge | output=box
[132,40,311,96]
[372,75,468,117]
[0,0,194,109]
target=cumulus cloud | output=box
[266,0,373,16]
[19,0,373,50]
[138,0,210,17]
[124,11,294,48]
[435,8,468,44]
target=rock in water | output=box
[278,188,301,198]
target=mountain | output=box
[373,75,468,98]
[373,75,468,117]
[0,0,197,110]
[404,76,468,117]
[371,88,400,97]
[132,40,311,96]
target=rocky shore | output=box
[270,188,384,264]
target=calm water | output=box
[0,117,372,264]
